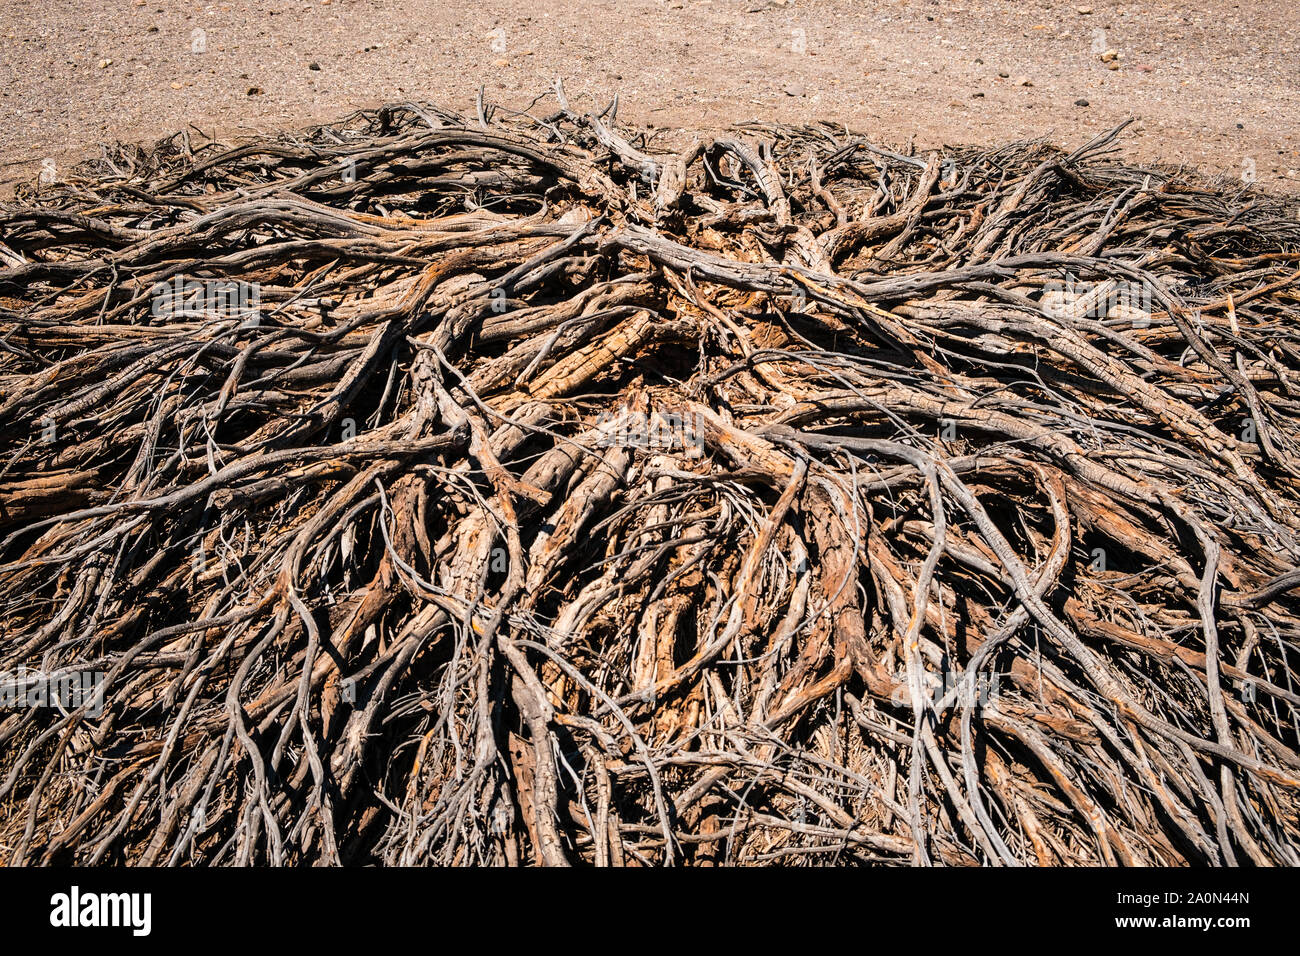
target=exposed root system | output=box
[2,91,1300,865]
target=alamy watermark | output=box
[1042,275,1152,327]
[150,276,261,325]
[50,886,151,936]
[890,668,1008,714]
[595,406,705,457]
[0,667,106,718]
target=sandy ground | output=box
[1,0,1297,192]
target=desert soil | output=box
[1,0,1297,192]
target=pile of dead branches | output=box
[2,88,1299,866]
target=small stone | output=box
[309,62,321,70]
[1077,5,1093,13]
[97,58,112,68]
[246,86,261,95]
[1015,75,1032,86]
[784,83,806,97]
[492,58,509,67]
[971,91,985,98]
[1100,49,1120,62]
[998,71,1009,78]
[1075,98,1090,106]
[1107,61,1120,70]
[170,81,183,89]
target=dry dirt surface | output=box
[1,0,1298,191]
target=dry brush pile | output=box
[2,89,1300,866]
